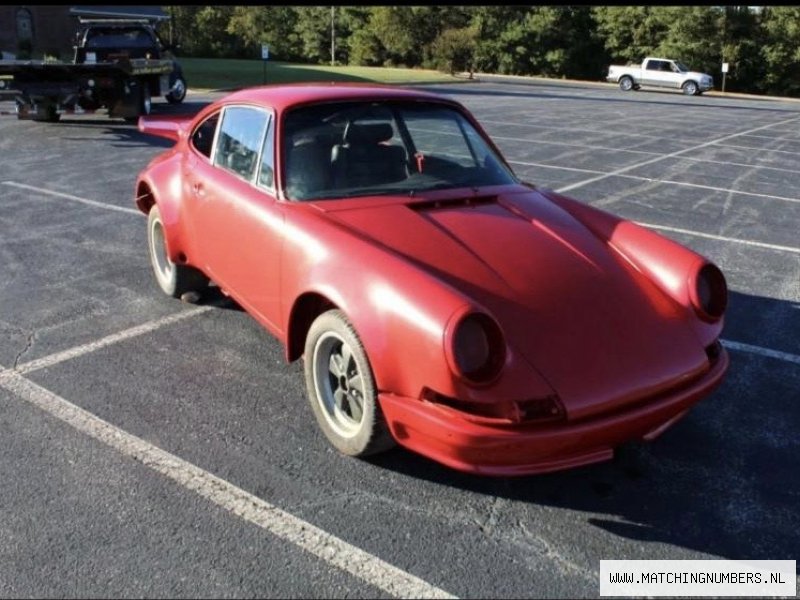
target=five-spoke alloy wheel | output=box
[304,309,395,456]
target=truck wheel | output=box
[619,76,634,92]
[124,85,152,123]
[31,105,60,123]
[166,76,186,104]
[141,85,152,115]
[682,80,699,96]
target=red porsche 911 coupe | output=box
[134,84,728,476]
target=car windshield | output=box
[674,61,690,73]
[282,101,517,201]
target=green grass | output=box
[180,57,463,90]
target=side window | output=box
[214,106,268,182]
[645,60,659,71]
[257,115,275,190]
[190,112,220,159]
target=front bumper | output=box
[379,348,729,476]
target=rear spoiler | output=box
[138,114,195,142]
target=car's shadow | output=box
[364,288,800,561]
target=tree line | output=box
[164,6,800,97]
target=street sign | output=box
[261,44,270,61]
[721,62,729,73]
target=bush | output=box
[431,27,476,75]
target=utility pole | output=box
[331,6,335,66]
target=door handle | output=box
[192,182,206,197]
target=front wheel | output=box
[166,76,186,104]
[682,80,699,96]
[619,76,634,92]
[147,205,208,298]
[304,310,395,457]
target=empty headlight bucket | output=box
[691,262,727,321]
[447,311,506,384]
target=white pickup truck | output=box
[607,57,714,96]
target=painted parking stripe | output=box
[493,134,661,156]
[721,340,800,366]
[714,142,800,156]
[555,114,800,193]
[637,222,800,255]
[1,180,141,216]
[0,368,456,600]
[508,160,603,174]
[6,307,214,376]
[615,175,800,205]
[508,161,800,207]
[512,155,800,178]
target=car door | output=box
[184,104,285,333]
[641,59,662,86]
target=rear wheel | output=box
[619,76,634,92]
[31,103,60,122]
[166,76,186,104]
[124,84,152,123]
[304,309,395,457]
[147,205,208,298]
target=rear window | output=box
[85,27,156,49]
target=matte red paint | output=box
[136,84,729,476]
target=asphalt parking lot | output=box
[0,79,798,598]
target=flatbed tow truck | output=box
[0,16,186,122]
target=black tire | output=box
[619,76,634,92]
[304,309,395,457]
[166,76,187,104]
[147,205,208,298]
[682,80,699,96]
[31,105,60,122]
[141,84,152,114]
[124,84,152,123]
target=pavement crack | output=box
[518,521,598,584]
[12,330,36,370]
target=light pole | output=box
[331,6,336,66]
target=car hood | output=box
[687,71,711,80]
[316,189,708,419]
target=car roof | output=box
[219,83,459,113]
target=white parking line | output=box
[510,161,800,205]
[512,155,800,177]
[494,135,661,156]
[2,181,141,216]
[721,340,800,366]
[555,114,800,193]
[481,119,666,141]
[712,142,800,156]
[6,307,214,376]
[637,222,800,255]
[509,160,603,174]
[615,175,800,205]
[740,132,800,142]
[0,368,456,599]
